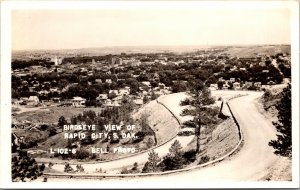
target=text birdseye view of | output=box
[0,0,299,188]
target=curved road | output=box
[45,91,281,183]
[49,95,194,173]
[114,91,280,182]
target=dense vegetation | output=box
[12,151,45,182]
[269,84,291,157]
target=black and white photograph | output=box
[0,0,299,188]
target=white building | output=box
[72,97,86,107]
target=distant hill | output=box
[223,45,290,57]
[12,44,291,58]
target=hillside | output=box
[224,45,290,57]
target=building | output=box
[96,94,108,102]
[95,79,102,83]
[134,98,143,105]
[119,88,130,96]
[141,81,151,88]
[109,90,119,96]
[209,83,218,90]
[108,56,122,66]
[105,79,112,84]
[244,81,253,88]
[72,97,86,107]
[233,82,241,89]
[52,56,62,66]
[254,82,262,88]
[28,96,39,104]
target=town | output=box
[11,46,290,115]
[11,45,291,167]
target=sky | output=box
[11,3,291,50]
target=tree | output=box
[12,150,45,182]
[142,150,161,173]
[269,84,291,157]
[217,81,224,89]
[160,140,185,171]
[143,95,150,104]
[168,140,182,157]
[193,86,216,153]
[58,116,67,127]
[64,163,74,173]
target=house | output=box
[104,99,112,106]
[254,82,262,88]
[209,83,218,90]
[38,90,50,95]
[105,79,112,84]
[97,94,108,102]
[259,62,266,67]
[12,99,20,107]
[109,90,119,96]
[262,70,269,73]
[230,78,236,83]
[95,79,103,83]
[244,81,253,88]
[119,88,130,96]
[72,97,86,107]
[233,82,241,89]
[112,100,121,107]
[223,83,230,90]
[50,88,58,92]
[158,83,165,89]
[240,68,246,71]
[153,73,160,81]
[134,98,143,105]
[141,81,151,88]
[28,96,39,103]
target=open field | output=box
[224,45,290,57]
[14,106,103,124]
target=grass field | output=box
[14,106,103,124]
[224,45,290,57]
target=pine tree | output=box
[192,86,216,153]
[142,150,161,173]
[58,116,67,127]
[169,140,182,157]
[269,84,292,157]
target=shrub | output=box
[64,163,74,173]
[120,167,130,174]
[182,149,197,164]
[199,155,210,165]
[178,130,194,136]
[180,98,191,106]
[160,154,185,171]
[160,140,185,171]
[182,120,197,128]
[48,162,54,169]
[75,148,90,160]
[132,162,138,171]
[76,164,84,172]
